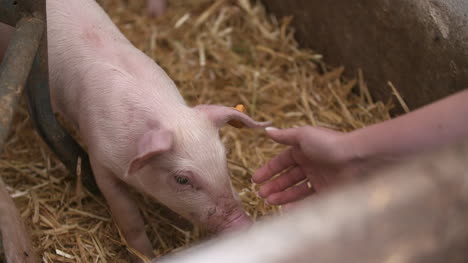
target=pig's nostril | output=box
[208,207,216,217]
[220,202,238,216]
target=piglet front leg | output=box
[91,162,154,262]
[147,0,167,17]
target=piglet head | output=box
[125,105,271,233]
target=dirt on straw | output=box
[1,0,393,262]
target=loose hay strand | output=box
[0,0,393,262]
[388,81,410,113]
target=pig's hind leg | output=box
[91,162,154,262]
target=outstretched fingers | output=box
[266,180,314,206]
[258,166,306,198]
[265,127,302,146]
[253,148,296,184]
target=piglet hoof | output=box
[147,0,167,17]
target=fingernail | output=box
[265,127,279,132]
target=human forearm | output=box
[344,89,468,162]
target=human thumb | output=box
[265,127,301,146]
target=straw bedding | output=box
[0,0,394,262]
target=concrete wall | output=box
[263,0,468,112]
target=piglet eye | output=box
[175,175,190,185]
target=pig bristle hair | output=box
[1,0,393,261]
[161,112,229,188]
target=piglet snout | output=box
[216,211,252,233]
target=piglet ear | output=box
[194,104,272,129]
[126,128,173,176]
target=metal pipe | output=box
[0,0,16,26]
[0,0,46,26]
[0,16,44,152]
[0,229,3,263]
[24,2,100,195]
[156,139,468,263]
[0,8,43,263]
[0,23,14,62]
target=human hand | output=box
[253,126,368,206]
